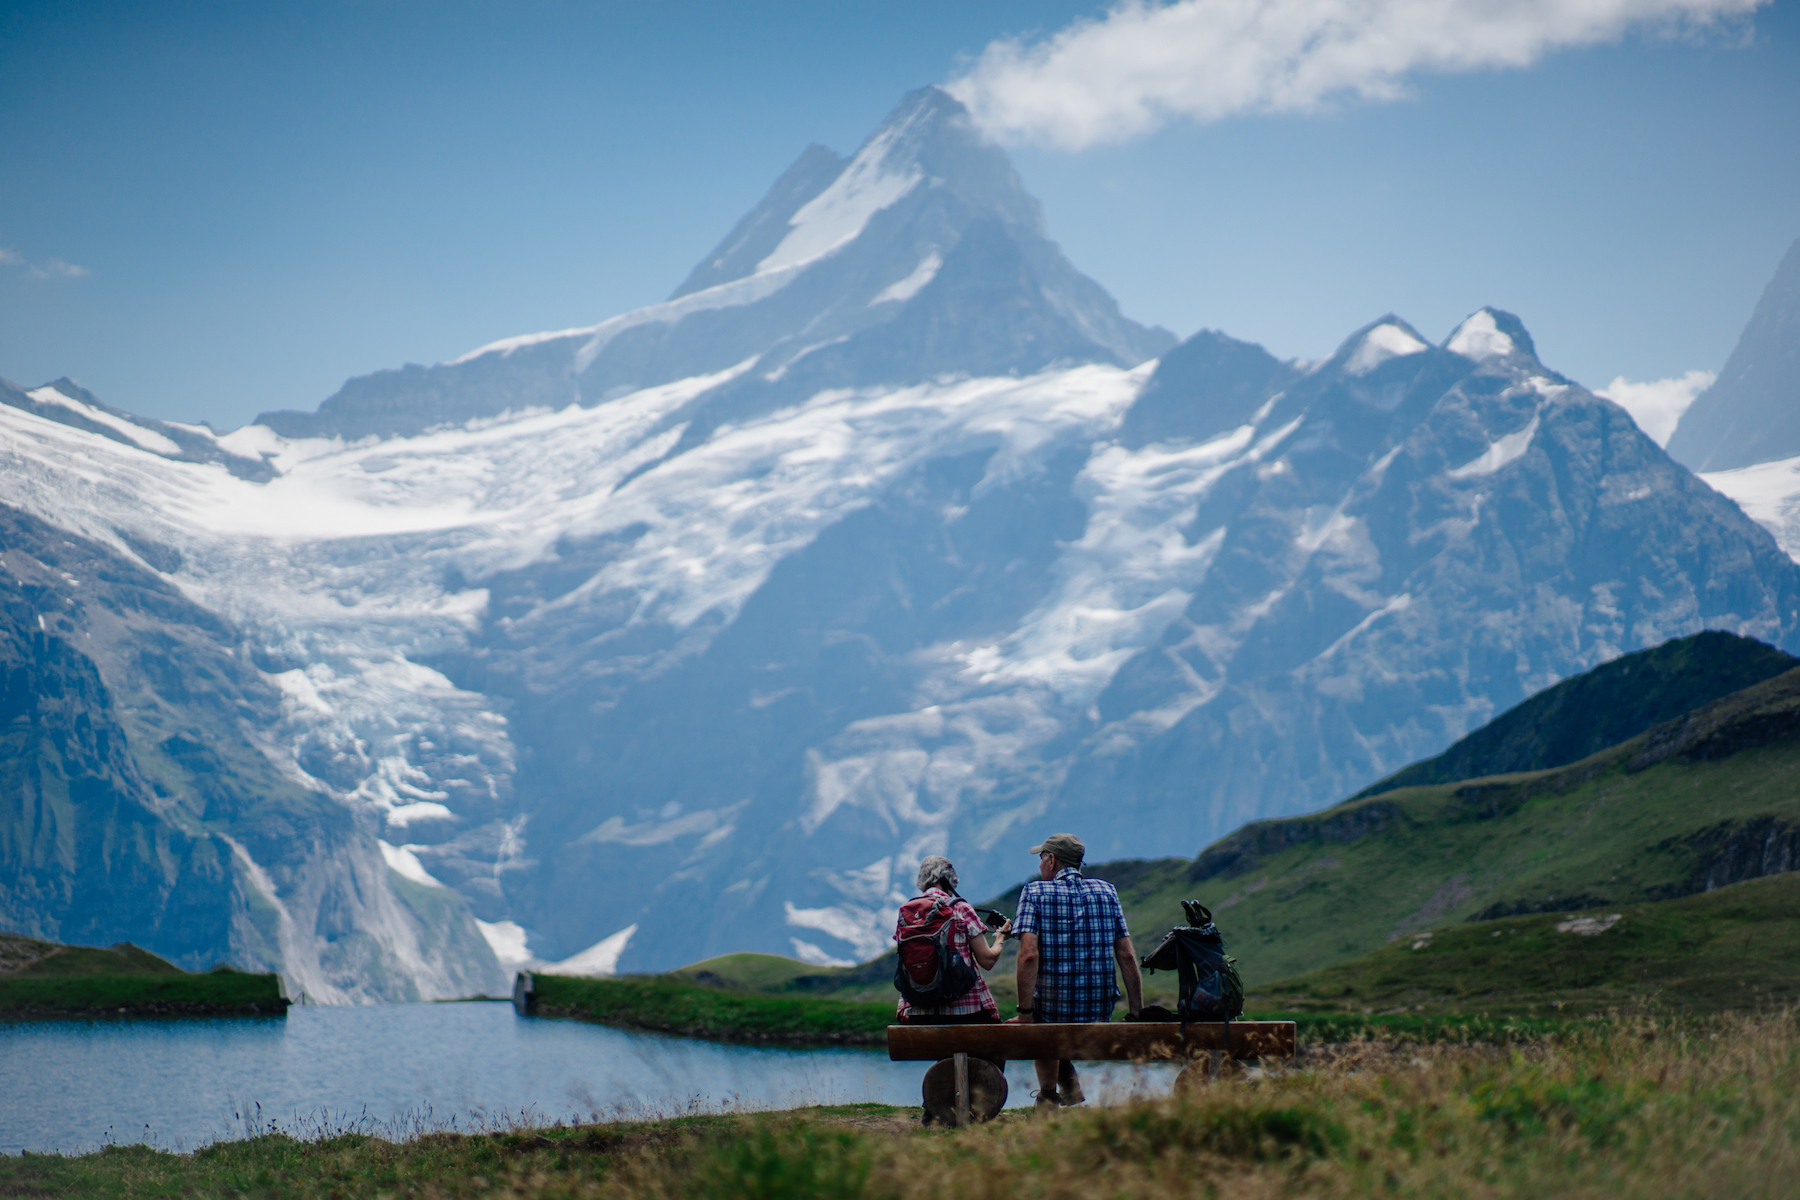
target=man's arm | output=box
[1114,936,1143,1016]
[1013,931,1039,1022]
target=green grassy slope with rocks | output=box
[1250,871,1800,1018]
[0,931,288,1017]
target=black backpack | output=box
[1140,900,1244,1028]
[893,894,980,1006]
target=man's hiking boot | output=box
[1056,1062,1085,1106]
[1033,1091,1060,1113]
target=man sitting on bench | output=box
[1010,833,1143,1109]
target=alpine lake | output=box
[0,1002,1179,1154]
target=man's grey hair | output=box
[916,855,959,893]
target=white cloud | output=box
[1600,369,1714,447]
[947,0,1766,149]
[0,245,90,279]
[30,258,90,280]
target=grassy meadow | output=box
[9,1012,1797,1198]
[532,973,894,1044]
[0,933,287,1017]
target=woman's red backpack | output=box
[893,894,980,1005]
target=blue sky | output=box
[1,0,1796,429]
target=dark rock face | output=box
[1117,331,1300,449]
[1467,895,1615,921]
[1643,817,1800,901]
[1691,817,1800,891]
[1356,631,1798,796]
[1667,236,1800,471]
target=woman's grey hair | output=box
[916,855,959,893]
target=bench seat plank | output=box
[887,1021,1296,1062]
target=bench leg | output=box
[922,1056,1007,1126]
[1175,1051,1242,1094]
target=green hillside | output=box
[0,931,288,1016]
[1248,871,1800,1017]
[1355,630,1796,797]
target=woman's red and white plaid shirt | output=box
[893,888,999,1019]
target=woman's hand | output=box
[997,918,1013,938]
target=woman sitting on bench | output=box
[894,856,1010,1025]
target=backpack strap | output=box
[1176,938,1195,1037]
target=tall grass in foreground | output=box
[638,1013,1800,1200]
[7,1013,1797,1198]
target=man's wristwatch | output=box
[1017,1006,1034,1015]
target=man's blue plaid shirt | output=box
[1013,866,1129,1022]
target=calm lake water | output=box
[0,1002,1177,1154]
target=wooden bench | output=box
[887,1021,1298,1126]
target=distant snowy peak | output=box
[1344,320,1429,375]
[1446,310,1512,361]
[1444,308,1540,364]
[667,87,1023,305]
[440,86,1050,372]
[667,143,848,301]
[1667,235,1800,473]
[753,112,927,275]
[253,85,1170,443]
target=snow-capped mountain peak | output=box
[1445,307,1540,364]
[255,86,1168,445]
[1343,319,1430,375]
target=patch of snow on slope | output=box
[28,386,182,456]
[870,252,943,305]
[758,114,925,274]
[579,804,741,848]
[1346,324,1428,375]
[953,421,1263,701]
[549,925,638,976]
[785,901,893,961]
[379,840,448,888]
[475,919,534,969]
[1446,310,1514,361]
[556,363,1145,632]
[1449,414,1540,478]
[447,265,813,368]
[1601,370,1715,448]
[1704,454,1800,564]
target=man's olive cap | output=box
[1029,832,1085,865]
